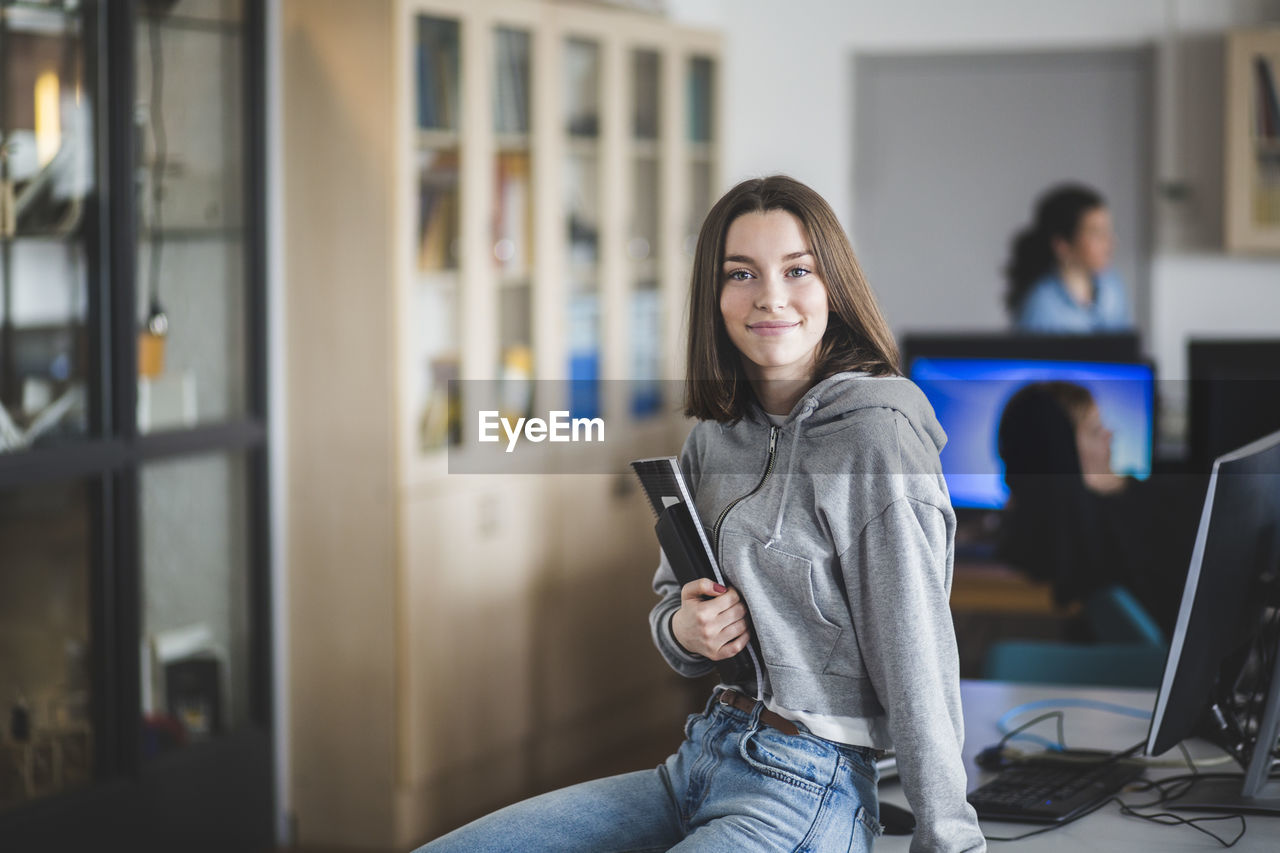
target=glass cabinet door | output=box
[0,0,270,840]
[0,479,94,811]
[134,1,248,434]
[415,14,462,451]
[630,48,661,417]
[563,37,600,420]
[0,0,94,454]
[685,55,716,259]
[494,25,533,421]
[139,451,251,758]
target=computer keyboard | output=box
[967,756,1145,823]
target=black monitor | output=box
[1188,339,1280,474]
[901,331,1142,371]
[1144,428,1280,814]
[909,355,1155,511]
[901,332,1152,513]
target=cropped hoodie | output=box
[649,372,986,853]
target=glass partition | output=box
[134,1,248,433]
[0,479,94,811]
[0,0,94,454]
[139,451,251,758]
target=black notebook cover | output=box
[631,457,762,685]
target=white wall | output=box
[667,0,1280,381]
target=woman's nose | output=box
[755,275,787,310]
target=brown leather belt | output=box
[718,689,801,736]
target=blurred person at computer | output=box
[1004,184,1133,333]
[996,381,1201,634]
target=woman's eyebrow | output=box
[722,250,813,264]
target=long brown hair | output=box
[684,175,900,422]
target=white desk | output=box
[876,680,1280,851]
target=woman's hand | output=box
[671,579,752,660]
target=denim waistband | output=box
[704,688,884,764]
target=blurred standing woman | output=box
[1005,184,1132,332]
[417,176,985,852]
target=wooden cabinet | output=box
[283,0,721,846]
[1225,27,1280,253]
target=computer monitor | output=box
[902,331,1142,369]
[1145,428,1280,814]
[1188,339,1280,474]
[909,356,1156,510]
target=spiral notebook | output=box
[630,456,763,691]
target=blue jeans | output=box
[416,691,883,852]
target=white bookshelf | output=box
[284,0,721,846]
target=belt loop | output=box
[746,694,765,734]
[705,688,723,716]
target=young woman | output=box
[418,176,985,852]
[1004,184,1132,333]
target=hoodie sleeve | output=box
[649,427,718,678]
[842,496,986,853]
[650,548,718,677]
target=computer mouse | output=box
[878,802,916,836]
[975,745,1009,770]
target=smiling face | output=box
[718,210,830,392]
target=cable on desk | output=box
[1114,747,1253,847]
[984,739,1263,845]
[995,710,1067,752]
[996,697,1150,750]
[1107,796,1246,848]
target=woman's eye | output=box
[725,269,752,281]
[787,267,811,278]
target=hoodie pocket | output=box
[723,533,841,674]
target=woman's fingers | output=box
[713,623,752,660]
[673,580,751,659]
[680,577,727,602]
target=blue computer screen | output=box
[910,357,1155,510]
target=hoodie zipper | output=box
[712,426,779,561]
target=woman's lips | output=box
[748,321,799,337]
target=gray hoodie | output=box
[650,372,986,852]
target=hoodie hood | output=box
[754,371,948,455]
[734,372,949,550]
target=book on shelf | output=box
[565,40,600,137]
[418,150,460,271]
[416,18,460,131]
[495,28,530,136]
[633,50,660,139]
[493,152,531,275]
[420,355,460,451]
[1255,56,1280,141]
[687,57,714,143]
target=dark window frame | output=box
[0,0,272,845]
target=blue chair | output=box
[981,586,1168,688]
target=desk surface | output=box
[876,680,1280,851]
